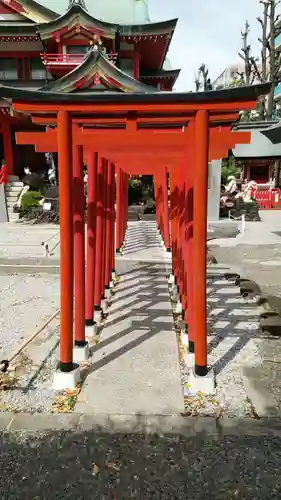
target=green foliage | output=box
[221,152,242,184]
[128,177,143,205]
[128,177,142,189]
[21,190,43,211]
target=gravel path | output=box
[1,424,281,499]
[0,274,60,360]
[0,274,60,412]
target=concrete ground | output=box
[210,210,281,297]
[209,210,281,418]
[76,222,183,415]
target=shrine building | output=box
[0,0,179,176]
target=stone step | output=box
[8,214,20,221]
[8,175,20,182]
[6,194,18,205]
[5,185,23,192]
[6,202,16,209]
[7,181,24,188]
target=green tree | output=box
[221,151,242,185]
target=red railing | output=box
[41,52,118,66]
[250,187,281,209]
[0,164,8,185]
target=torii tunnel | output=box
[1,83,269,385]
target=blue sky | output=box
[148,0,268,91]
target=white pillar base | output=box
[175,301,182,315]
[184,350,195,368]
[171,286,178,302]
[112,271,116,280]
[105,288,112,300]
[85,324,97,339]
[168,274,175,286]
[73,343,90,363]
[52,364,80,391]
[181,331,189,346]
[186,367,215,395]
[101,298,108,312]
[109,280,114,289]
[94,308,103,323]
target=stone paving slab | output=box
[76,222,183,415]
[3,411,281,436]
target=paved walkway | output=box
[76,221,183,415]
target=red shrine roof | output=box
[40,49,156,93]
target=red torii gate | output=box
[7,83,269,390]
[16,120,252,378]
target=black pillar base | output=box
[166,248,171,253]
[85,318,95,327]
[188,340,195,353]
[195,364,208,377]
[75,340,88,347]
[94,305,102,311]
[116,248,121,253]
[58,361,76,373]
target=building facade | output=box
[212,63,245,90]
[0,0,179,176]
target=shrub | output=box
[21,190,43,211]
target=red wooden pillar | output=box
[85,152,97,329]
[120,169,124,243]
[105,161,115,288]
[124,172,128,238]
[175,165,183,299]
[162,167,170,251]
[193,110,209,376]
[111,163,116,275]
[73,142,86,346]
[57,110,74,371]
[183,150,195,353]
[100,159,107,301]
[121,170,126,245]
[154,173,161,233]
[169,171,178,283]
[116,166,122,252]
[2,123,14,176]
[94,156,104,315]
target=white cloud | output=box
[149,0,273,90]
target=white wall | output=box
[207,159,222,221]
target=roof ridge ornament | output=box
[68,0,87,11]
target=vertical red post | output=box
[154,173,161,232]
[169,170,178,283]
[105,162,115,288]
[85,151,97,329]
[124,172,128,238]
[182,148,195,353]
[2,123,14,176]
[162,167,170,251]
[175,166,183,299]
[193,109,209,376]
[73,141,86,346]
[116,166,122,252]
[100,159,107,301]
[57,110,74,371]
[111,163,116,273]
[94,156,104,315]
